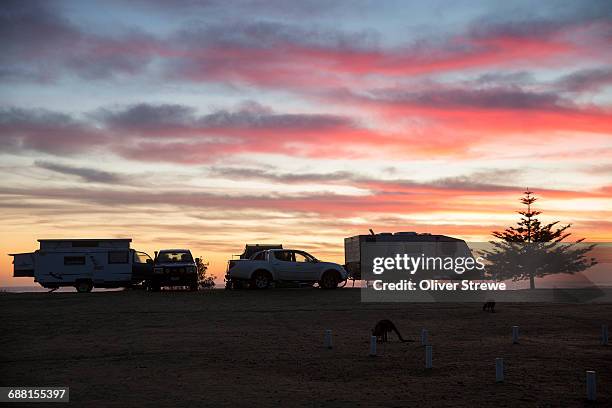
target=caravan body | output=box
[10,239,152,291]
[344,232,476,280]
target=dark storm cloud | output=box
[34,160,123,183]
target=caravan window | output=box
[64,256,85,265]
[108,251,129,264]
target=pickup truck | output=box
[225,249,348,289]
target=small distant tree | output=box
[196,257,216,289]
[484,190,597,289]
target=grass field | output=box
[1,288,610,407]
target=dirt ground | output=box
[1,288,610,407]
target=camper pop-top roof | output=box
[37,239,132,250]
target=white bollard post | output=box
[586,371,596,401]
[421,328,428,346]
[425,345,432,369]
[512,326,519,344]
[325,329,333,349]
[495,358,504,383]
[602,324,609,346]
[369,335,377,357]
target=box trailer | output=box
[344,231,478,280]
[10,239,153,292]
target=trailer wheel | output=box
[251,271,271,289]
[319,271,340,289]
[75,280,93,293]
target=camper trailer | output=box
[344,231,478,281]
[10,239,153,292]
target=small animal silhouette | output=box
[372,319,412,343]
[482,301,496,312]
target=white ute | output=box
[226,249,348,289]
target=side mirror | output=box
[195,257,201,264]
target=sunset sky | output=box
[1,0,611,286]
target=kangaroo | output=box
[372,319,412,343]
[482,301,496,313]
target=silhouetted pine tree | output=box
[485,190,596,289]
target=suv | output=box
[148,249,198,291]
[225,249,348,289]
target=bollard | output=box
[602,324,609,346]
[586,371,596,401]
[324,329,333,349]
[421,328,428,346]
[425,345,432,369]
[512,326,519,344]
[495,358,504,383]
[369,335,377,357]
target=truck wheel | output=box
[147,280,161,292]
[231,280,246,290]
[189,280,198,291]
[320,271,339,289]
[251,271,271,289]
[75,280,93,293]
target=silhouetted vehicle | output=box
[148,249,198,291]
[344,231,479,281]
[225,249,348,289]
[10,239,152,292]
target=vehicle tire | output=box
[319,271,339,289]
[231,280,246,290]
[250,271,271,289]
[147,280,161,292]
[189,280,198,291]
[75,280,93,293]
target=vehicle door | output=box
[293,251,321,281]
[132,250,153,282]
[271,250,302,280]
